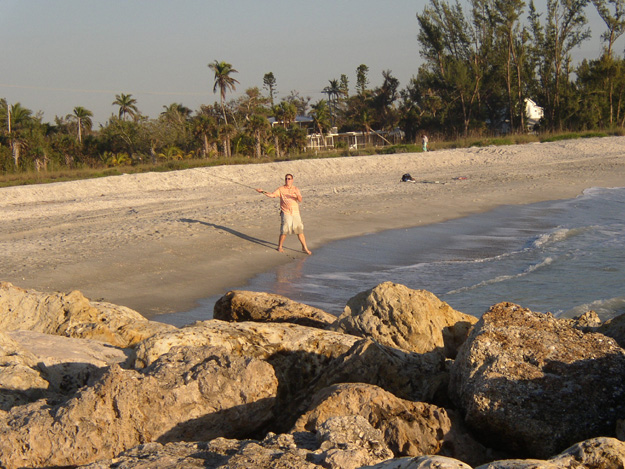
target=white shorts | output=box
[280,211,304,235]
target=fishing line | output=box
[211,173,266,193]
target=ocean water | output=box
[162,186,625,325]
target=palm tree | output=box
[112,93,139,121]
[161,103,192,124]
[8,102,32,167]
[71,106,93,143]
[218,123,236,158]
[247,114,269,158]
[208,60,239,125]
[192,114,218,158]
[310,99,331,147]
[323,79,341,126]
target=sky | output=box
[0,0,620,126]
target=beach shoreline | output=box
[1,136,624,319]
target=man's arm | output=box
[256,188,279,198]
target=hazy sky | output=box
[0,0,619,125]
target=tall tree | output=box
[592,0,625,57]
[113,93,139,121]
[529,0,590,129]
[7,102,32,167]
[416,0,492,136]
[356,64,370,96]
[591,0,625,124]
[492,0,529,131]
[70,106,93,143]
[263,72,277,105]
[323,79,341,126]
[247,114,269,158]
[310,99,331,147]
[208,60,240,125]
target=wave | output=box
[530,227,586,249]
[446,256,555,295]
[561,296,625,322]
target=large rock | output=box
[214,290,337,329]
[366,456,472,468]
[0,331,49,411]
[133,320,360,432]
[450,302,625,458]
[599,312,625,348]
[476,437,625,468]
[134,320,358,368]
[293,383,488,466]
[7,329,130,397]
[0,330,129,412]
[331,283,477,358]
[305,339,447,405]
[80,417,392,469]
[0,282,175,347]
[0,346,278,468]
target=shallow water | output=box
[160,186,625,326]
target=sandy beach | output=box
[1,136,624,318]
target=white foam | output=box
[446,257,554,294]
[562,297,625,321]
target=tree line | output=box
[1,0,624,173]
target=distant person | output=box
[422,134,429,152]
[257,173,312,255]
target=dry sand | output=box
[1,136,624,318]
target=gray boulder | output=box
[214,290,337,329]
[0,346,278,468]
[331,282,477,358]
[450,302,625,458]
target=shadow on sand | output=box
[179,218,303,256]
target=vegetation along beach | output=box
[2,0,625,467]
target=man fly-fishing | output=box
[256,173,312,255]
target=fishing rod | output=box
[211,173,267,193]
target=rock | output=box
[311,415,394,469]
[214,290,337,329]
[450,302,625,458]
[0,331,49,411]
[475,437,625,468]
[331,282,477,358]
[79,417,392,469]
[599,312,625,348]
[134,319,358,368]
[293,383,489,466]
[7,329,131,397]
[303,339,448,408]
[0,282,175,348]
[551,437,625,468]
[134,320,360,432]
[0,346,278,468]
[366,455,473,468]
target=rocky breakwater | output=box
[0,281,625,468]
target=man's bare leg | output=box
[277,234,287,252]
[298,233,312,255]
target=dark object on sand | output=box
[401,173,416,182]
